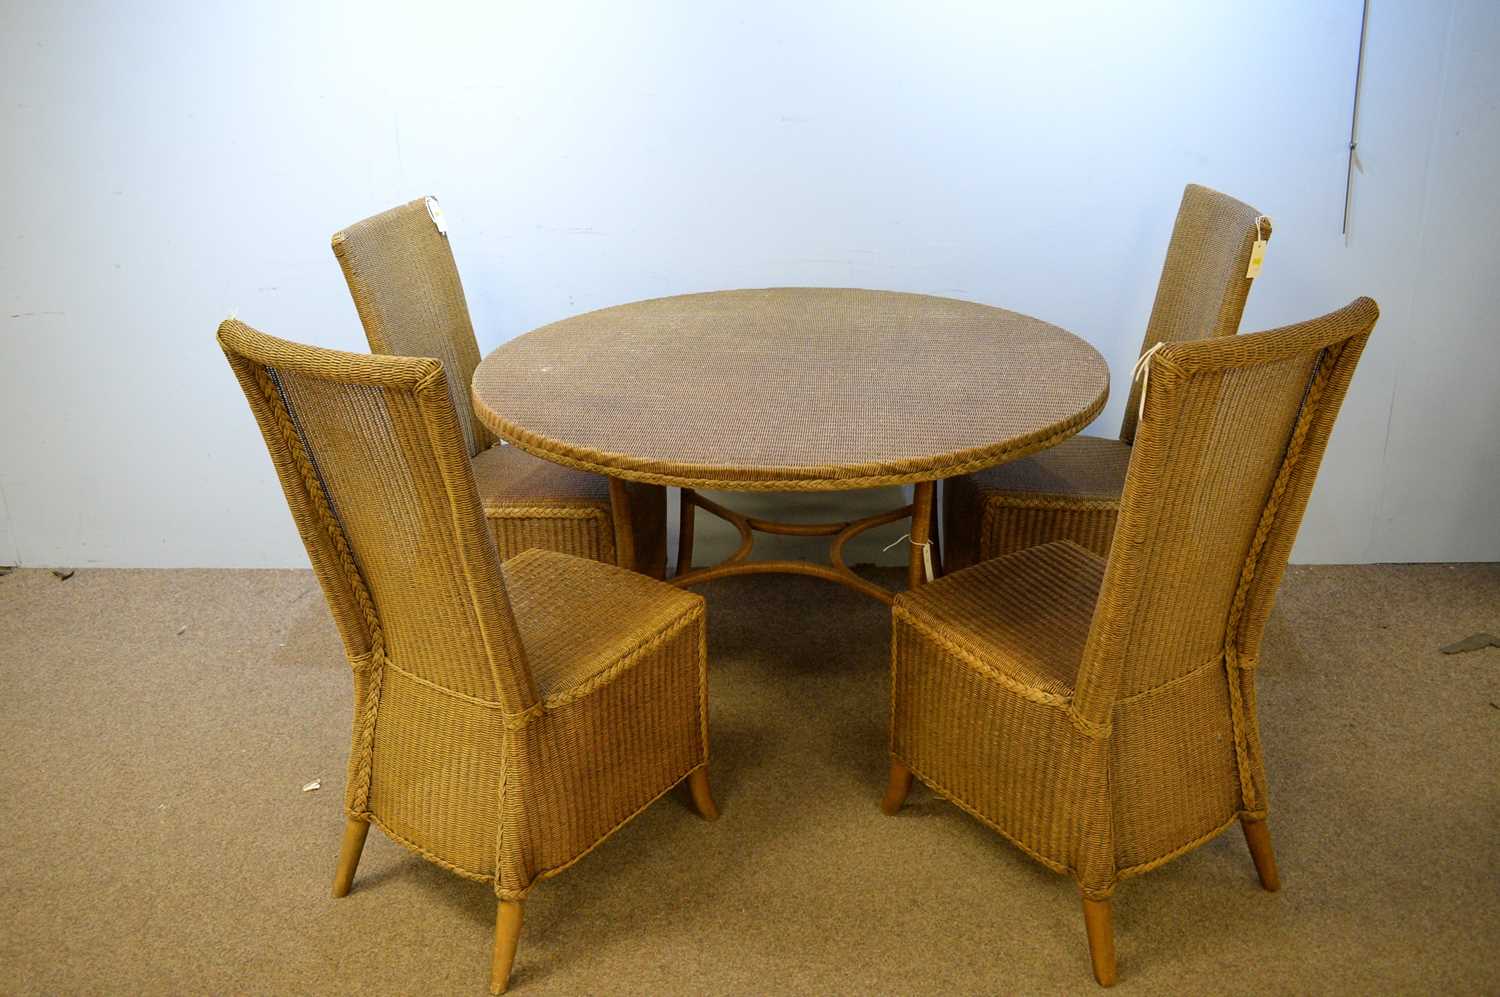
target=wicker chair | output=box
[883,298,1379,986]
[944,184,1271,571]
[331,197,667,577]
[218,318,716,994]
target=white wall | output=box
[1,1,1495,568]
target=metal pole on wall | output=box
[1343,0,1371,241]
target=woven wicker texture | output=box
[217,319,709,916]
[332,198,666,573]
[471,288,1109,490]
[945,435,1132,568]
[945,185,1268,570]
[331,198,493,457]
[891,298,1377,908]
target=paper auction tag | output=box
[426,196,448,236]
[1246,215,1269,278]
[1246,239,1267,278]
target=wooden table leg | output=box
[928,480,943,578]
[675,488,697,578]
[608,477,637,573]
[909,481,935,589]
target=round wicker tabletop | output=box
[472,287,1109,491]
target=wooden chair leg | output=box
[881,758,913,815]
[1240,816,1282,892]
[687,765,719,820]
[491,899,524,995]
[331,817,369,898]
[1081,895,1117,987]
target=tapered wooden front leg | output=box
[881,759,913,815]
[1241,816,1281,891]
[331,817,369,898]
[491,900,524,995]
[1081,895,1117,987]
[687,765,719,820]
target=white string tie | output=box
[882,533,935,581]
[1131,341,1167,425]
[882,533,933,552]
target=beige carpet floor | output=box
[1,562,1496,994]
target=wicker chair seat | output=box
[895,540,1103,700]
[471,443,616,562]
[945,437,1131,569]
[474,444,610,504]
[501,547,701,697]
[471,439,668,577]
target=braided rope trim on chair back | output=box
[1073,298,1378,762]
[1119,184,1271,445]
[332,197,494,457]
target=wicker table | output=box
[472,287,1109,603]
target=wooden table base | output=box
[668,482,940,605]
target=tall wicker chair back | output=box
[1117,184,1270,444]
[944,184,1271,569]
[219,317,530,710]
[331,197,493,457]
[219,318,715,993]
[331,198,669,577]
[885,298,1378,987]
